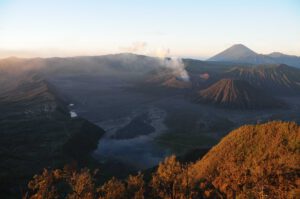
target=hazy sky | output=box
[0,0,299,58]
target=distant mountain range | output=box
[1,52,300,112]
[222,64,300,95]
[208,44,300,68]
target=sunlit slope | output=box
[193,121,300,198]
[196,78,284,109]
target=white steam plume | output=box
[119,43,190,82]
[164,57,189,82]
[155,47,190,82]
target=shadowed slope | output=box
[0,73,105,198]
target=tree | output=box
[97,177,126,199]
[126,172,145,199]
[27,169,67,199]
[66,168,95,199]
[151,155,182,199]
[150,155,203,199]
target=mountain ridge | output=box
[0,73,106,198]
[208,44,300,68]
[222,64,300,95]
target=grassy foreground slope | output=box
[193,121,300,198]
[24,121,300,199]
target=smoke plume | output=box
[155,47,190,82]
[119,43,190,82]
[164,57,190,82]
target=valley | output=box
[47,69,300,169]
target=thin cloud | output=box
[119,42,147,53]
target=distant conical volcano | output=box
[196,78,283,109]
[208,44,276,65]
[210,44,257,59]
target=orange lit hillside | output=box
[192,121,300,198]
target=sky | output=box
[0,0,299,59]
